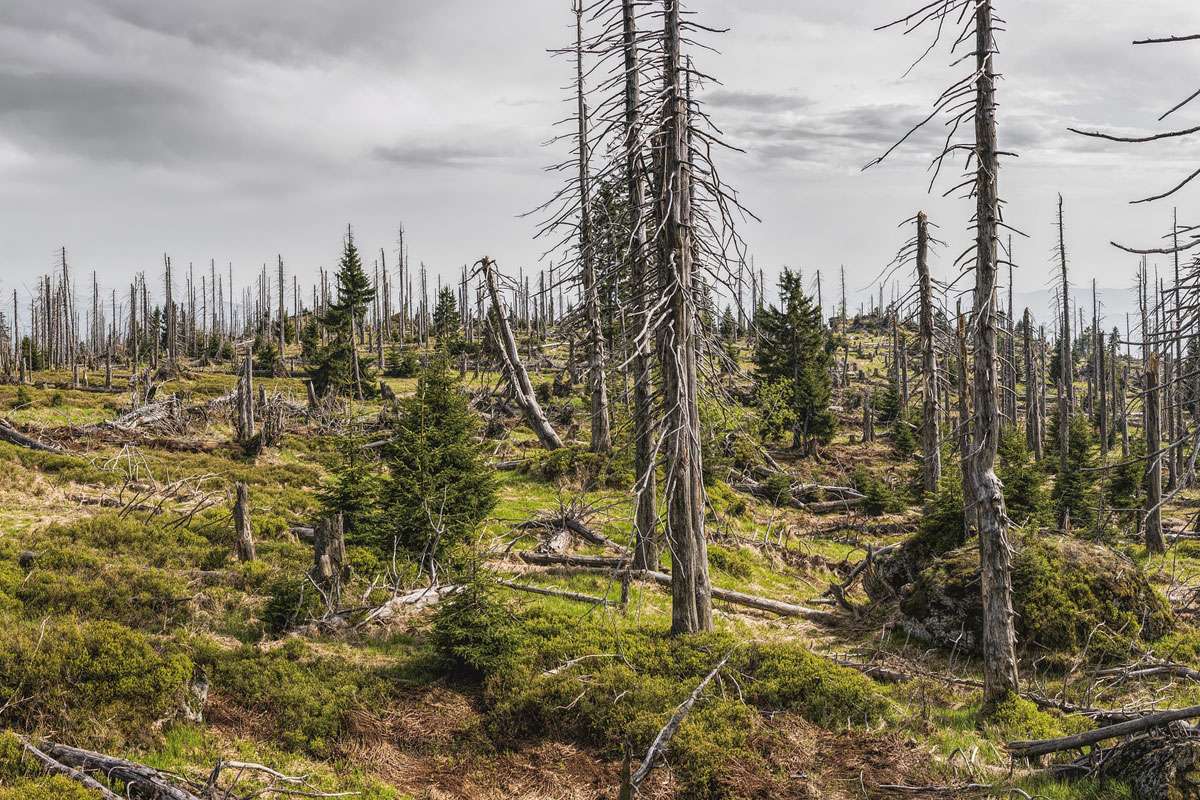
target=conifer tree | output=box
[753,269,835,454]
[381,358,496,578]
[432,286,460,342]
[311,227,376,398]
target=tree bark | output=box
[971,0,1020,709]
[916,212,941,493]
[657,0,711,634]
[478,257,563,450]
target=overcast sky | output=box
[0,0,1197,325]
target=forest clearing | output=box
[1,1,1199,799]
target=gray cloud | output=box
[705,89,812,112]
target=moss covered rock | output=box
[897,535,1173,662]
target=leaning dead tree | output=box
[477,256,564,450]
[869,0,1021,708]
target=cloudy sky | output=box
[0,0,1197,324]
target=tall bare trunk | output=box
[971,0,1019,708]
[574,2,612,454]
[623,0,658,570]
[916,212,941,494]
[658,0,711,635]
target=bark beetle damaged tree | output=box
[868,0,1020,709]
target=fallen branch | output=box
[516,516,627,553]
[498,579,612,606]
[516,552,832,620]
[625,649,735,794]
[1008,703,1200,759]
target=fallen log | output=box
[17,738,122,800]
[0,420,62,453]
[516,552,832,620]
[498,579,612,606]
[518,551,627,569]
[516,515,628,553]
[38,740,202,800]
[1009,703,1200,759]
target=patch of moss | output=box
[983,694,1071,741]
[899,534,1173,663]
[707,544,755,580]
[200,638,394,757]
[0,614,193,744]
[434,586,891,798]
[0,775,101,799]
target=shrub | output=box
[852,467,905,516]
[997,427,1049,528]
[262,574,324,634]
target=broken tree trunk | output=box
[478,257,563,450]
[233,481,256,562]
[916,211,941,493]
[312,513,351,610]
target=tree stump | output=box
[233,482,256,562]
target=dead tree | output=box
[870,0,1019,708]
[573,1,613,454]
[916,211,941,492]
[1023,308,1043,459]
[477,257,563,450]
[621,0,659,570]
[656,0,711,634]
[1145,352,1166,552]
[233,482,256,562]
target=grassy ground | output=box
[0,329,1192,799]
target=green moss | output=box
[0,615,193,744]
[983,694,1068,741]
[900,534,1173,663]
[201,638,393,757]
[707,544,755,580]
[0,775,102,799]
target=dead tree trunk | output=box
[862,389,875,444]
[623,0,658,570]
[916,211,941,493]
[478,257,563,450]
[1023,309,1042,459]
[233,482,256,562]
[235,350,255,444]
[1145,352,1166,552]
[970,0,1020,709]
[312,513,350,611]
[657,0,712,635]
[574,1,612,455]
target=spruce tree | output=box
[432,286,460,342]
[311,227,376,398]
[381,358,496,577]
[753,268,835,453]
